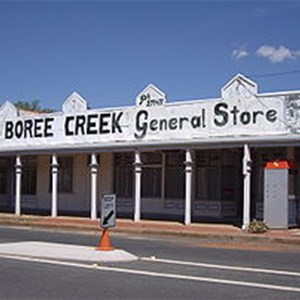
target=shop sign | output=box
[0,99,284,145]
[0,75,297,151]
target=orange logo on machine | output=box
[265,160,294,169]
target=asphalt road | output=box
[0,225,300,299]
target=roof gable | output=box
[221,74,258,100]
[62,92,88,113]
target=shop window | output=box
[58,157,73,193]
[142,167,162,198]
[114,152,133,198]
[0,159,9,194]
[164,151,185,199]
[22,156,37,195]
[221,165,236,201]
[195,150,239,202]
[141,152,162,198]
[0,169,7,194]
[196,166,221,200]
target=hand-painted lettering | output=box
[135,110,148,139]
[44,118,54,137]
[99,113,110,134]
[111,112,123,133]
[64,112,124,136]
[214,103,277,127]
[134,109,207,139]
[4,118,54,139]
[86,114,98,135]
[65,116,75,136]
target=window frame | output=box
[114,152,134,198]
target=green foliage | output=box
[247,219,269,233]
[13,100,55,113]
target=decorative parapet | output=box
[62,92,88,113]
[136,84,166,107]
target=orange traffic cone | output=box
[96,228,115,251]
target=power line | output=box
[250,69,300,79]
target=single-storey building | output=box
[0,74,299,229]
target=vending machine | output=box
[264,160,297,228]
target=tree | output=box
[13,100,56,113]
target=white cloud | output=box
[294,50,300,57]
[256,45,300,63]
[232,48,249,59]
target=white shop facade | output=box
[0,74,300,228]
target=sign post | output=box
[101,194,116,228]
[96,194,116,251]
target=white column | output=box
[242,144,251,230]
[134,150,142,222]
[185,149,193,225]
[51,154,59,217]
[15,155,22,216]
[90,153,98,220]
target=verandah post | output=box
[51,154,59,217]
[185,149,193,225]
[134,150,142,222]
[15,155,22,216]
[90,153,98,220]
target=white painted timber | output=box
[242,144,251,230]
[134,150,142,222]
[15,155,22,216]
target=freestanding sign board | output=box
[101,194,116,228]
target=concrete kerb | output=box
[112,226,300,247]
[0,214,299,247]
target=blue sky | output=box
[0,1,300,110]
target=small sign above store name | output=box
[136,84,166,107]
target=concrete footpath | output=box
[0,213,300,248]
[0,241,138,262]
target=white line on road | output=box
[0,254,300,293]
[140,257,300,277]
